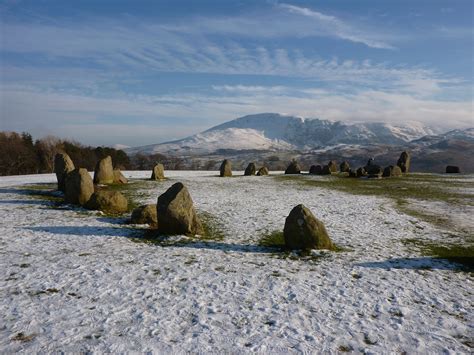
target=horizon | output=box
[1,0,473,147]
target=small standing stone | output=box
[151,164,165,180]
[382,165,402,177]
[113,169,128,184]
[244,163,256,176]
[309,165,322,175]
[54,153,75,192]
[256,167,269,176]
[339,161,350,173]
[94,156,114,184]
[220,159,232,177]
[285,160,301,174]
[397,151,411,173]
[64,168,94,206]
[85,190,128,214]
[131,204,158,227]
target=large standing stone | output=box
[85,190,128,214]
[244,163,256,176]
[283,204,334,250]
[256,167,269,176]
[382,165,402,177]
[285,161,301,174]
[113,169,128,184]
[446,165,461,173]
[64,168,94,206]
[151,164,165,180]
[327,161,338,173]
[339,161,350,173]
[219,159,232,177]
[309,165,322,175]
[397,151,411,173]
[94,156,114,184]
[54,153,75,192]
[157,182,203,235]
[131,204,158,226]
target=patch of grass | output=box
[11,332,36,342]
[258,230,285,248]
[402,238,474,271]
[198,211,225,241]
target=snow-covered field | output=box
[0,171,472,353]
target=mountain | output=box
[126,113,440,156]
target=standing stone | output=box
[366,165,383,178]
[94,156,114,184]
[348,169,358,178]
[151,164,165,180]
[356,167,367,177]
[283,204,334,250]
[397,151,411,173]
[446,165,461,173]
[244,163,256,176]
[131,204,158,227]
[327,161,338,173]
[256,167,269,176]
[113,169,128,184]
[285,160,301,174]
[309,165,322,175]
[64,168,94,206]
[339,161,350,173]
[157,182,203,235]
[321,165,332,175]
[219,159,232,177]
[54,153,75,192]
[382,165,402,177]
[85,190,128,214]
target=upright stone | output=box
[64,168,94,206]
[327,160,338,173]
[219,159,232,177]
[256,167,269,176]
[446,165,461,173]
[54,153,75,192]
[151,164,165,180]
[356,167,367,177]
[339,161,350,173]
[157,182,203,235]
[283,204,334,250]
[244,163,256,176]
[321,165,332,175]
[285,160,301,174]
[94,156,114,184]
[397,151,411,173]
[309,165,322,175]
[113,169,128,184]
[382,165,402,177]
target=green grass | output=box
[402,238,474,271]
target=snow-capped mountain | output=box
[125,113,445,156]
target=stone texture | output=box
[339,161,350,173]
[382,165,402,177]
[131,204,158,226]
[283,204,334,250]
[446,165,461,173]
[285,161,301,174]
[356,167,367,177]
[397,151,411,173]
[94,156,114,184]
[321,165,332,175]
[151,164,165,180]
[157,182,203,235]
[113,169,128,184]
[85,190,128,214]
[309,165,322,175]
[54,152,75,192]
[64,168,94,206]
[244,163,256,176]
[219,159,232,177]
[256,167,269,176]
[327,161,338,173]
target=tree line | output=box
[0,131,131,176]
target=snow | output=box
[0,171,472,353]
[125,113,442,155]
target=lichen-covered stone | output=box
[64,168,94,206]
[94,156,114,184]
[151,164,165,180]
[86,190,128,213]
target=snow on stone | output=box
[0,171,472,353]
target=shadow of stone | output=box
[0,199,54,205]
[356,257,466,271]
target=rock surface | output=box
[94,156,114,184]
[151,164,165,180]
[157,182,203,235]
[327,161,338,173]
[382,165,402,177]
[285,161,301,174]
[54,153,75,192]
[339,161,350,173]
[283,204,334,250]
[244,163,256,176]
[113,169,128,184]
[256,167,269,176]
[309,165,322,175]
[219,160,232,177]
[356,167,367,177]
[64,168,94,206]
[446,165,461,173]
[131,204,158,226]
[86,190,128,213]
[397,151,411,173]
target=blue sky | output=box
[1,0,473,147]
